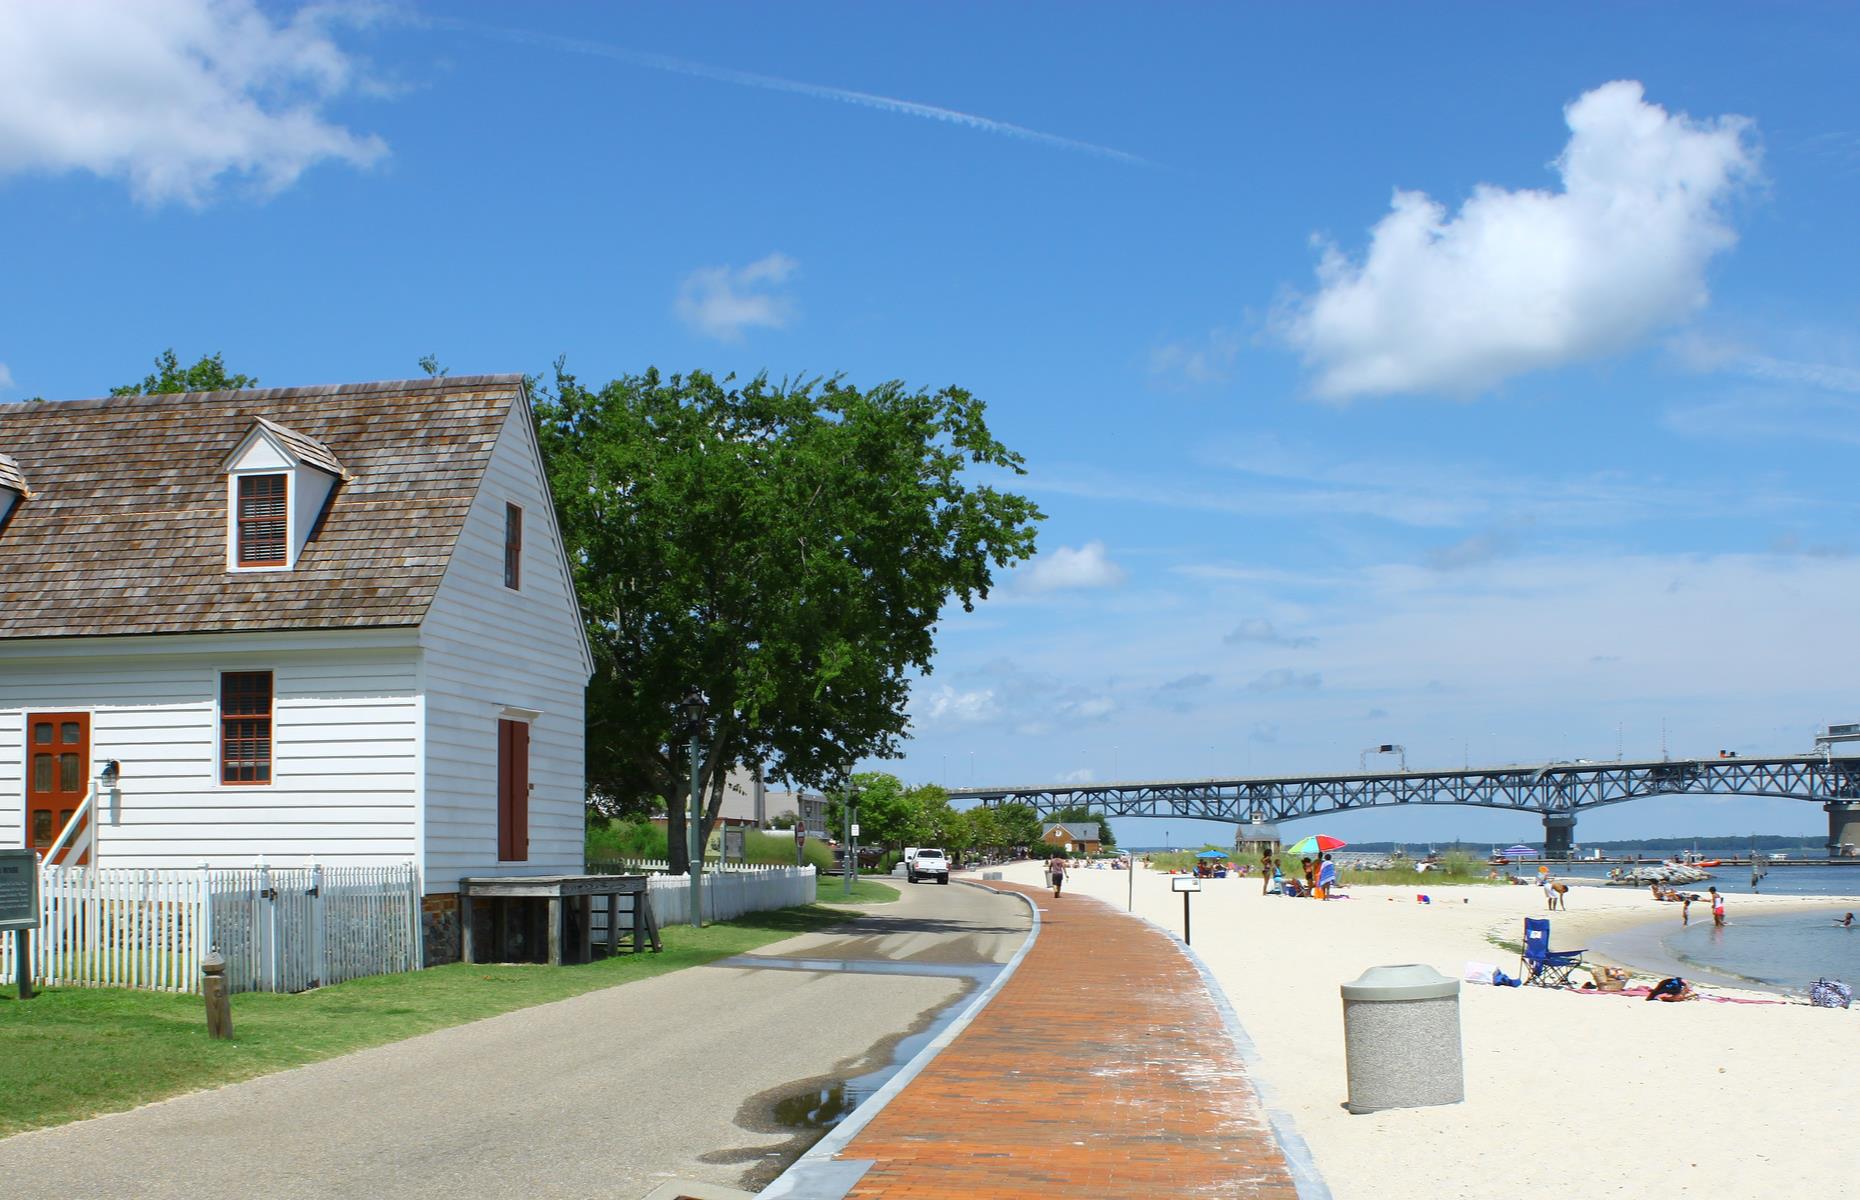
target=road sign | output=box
[849,823,860,838]
[0,849,38,931]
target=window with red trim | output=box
[504,502,522,590]
[221,671,274,785]
[237,474,288,566]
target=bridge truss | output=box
[949,755,1860,831]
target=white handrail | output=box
[39,780,98,866]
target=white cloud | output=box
[0,0,388,207]
[674,253,799,342]
[1019,540,1127,592]
[1224,618,1316,648]
[1149,327,1242,387]
[1247,669,1321,693]
[0,363,13,391]
[913,683,1000,725]
[1056,767,1095,785]
[1280,81,1757,399]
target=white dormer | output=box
[221,419,348,572]
[0,451,26,527]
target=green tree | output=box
[992,802,1044,851]
[824,772,923,851]
[111,349,257,395]
[534,364,1041,873]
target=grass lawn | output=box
[816,875,901,905]
[0,902,862,1138]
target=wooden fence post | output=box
[200,951,232,1039]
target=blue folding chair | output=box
[1520,917,1586,987]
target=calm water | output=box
[1550,862,1860,898]
[1556,864,1860,989]
[1661,912,1860,989]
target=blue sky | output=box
[3,2,1857,847]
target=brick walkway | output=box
[836,882,1301,1198]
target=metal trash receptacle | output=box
[1340,963,1463,1113]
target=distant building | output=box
[717,764,827,836]
[1234,822,1282,857]
[1041,822,1102,854]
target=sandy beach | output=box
[982,860,1859,1199]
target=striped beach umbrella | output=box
[1285,834,1346,855]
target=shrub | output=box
[586,816,664,861]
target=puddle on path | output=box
[707,961,998,1190]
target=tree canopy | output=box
[1052,804,1118,849]
[534,364,1041,870]
[111,349,257,396]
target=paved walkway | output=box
[825,881,1302,1198]
[0,883,1028,1199]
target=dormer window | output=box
[237,474,289,566]
[221,417,347,572]
[0,450,26,530]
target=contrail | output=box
[429,17,1148,167]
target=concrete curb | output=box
[1133,907,1335,1200]
[758,878,1042,1199]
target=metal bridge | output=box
[946,754,1860,856]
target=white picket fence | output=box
[0,862,420,995]
[592,857,797,875]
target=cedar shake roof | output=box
[0,451,25,495]
[249,417,349,479]
[0,375,522,640]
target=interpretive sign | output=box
[0,849,39,931]
[1170,875,1201,892]
[723,827,745,862]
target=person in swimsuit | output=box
[1709,886,1725,927]
[1646,976,1697,1002]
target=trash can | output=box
[1340,964,1463,1114]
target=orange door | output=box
[26,712,89,865]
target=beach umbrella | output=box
[1285,834,1346,855]
[1502,845,1538,857]
[1196,850,1229,859]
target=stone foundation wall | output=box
[422,892,461,967]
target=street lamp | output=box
[682,688,705,928]
[842,779,861,898]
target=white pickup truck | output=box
[906,847,950,884]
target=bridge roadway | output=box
[947,754,1860,856]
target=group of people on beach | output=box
[1258,850,1339,898]
[1652,882,1727,926]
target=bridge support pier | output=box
[1542,813,1577,861]
[1827,803,1860,857]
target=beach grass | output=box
[0,902,860,1138]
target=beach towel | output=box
[1571,986,1785,1006]
[1810,978,1852,1009]
[1464,961,1497,984]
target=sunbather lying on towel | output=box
[1645,976,1698,1002]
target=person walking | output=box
[1709,885,1726,927]
[1261,850,1276,896]
[1047,853,1068,898]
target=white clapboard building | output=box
[0,376,592,962]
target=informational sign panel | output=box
[0,849,40,931]
[1170,875,1202,893]
[722,827,745,862]
[849,824,860,838]
[793,824,806,846]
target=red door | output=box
[26,712,89,865]
[497,718,529,862]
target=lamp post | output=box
[842,780,861,899]
[681,689,705,929]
